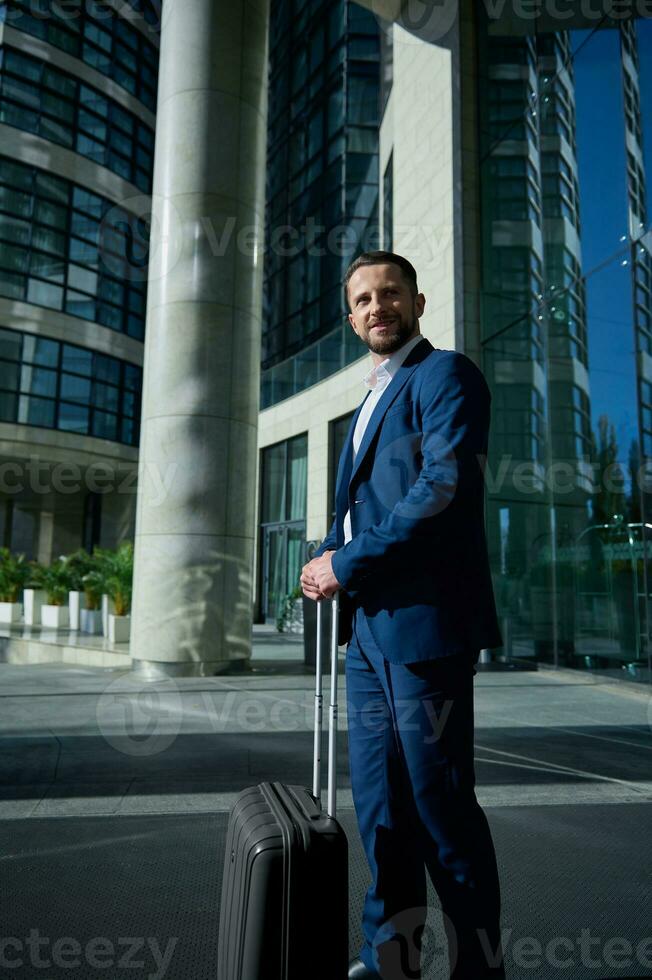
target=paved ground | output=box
[1,636,651,978]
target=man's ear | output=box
[348,313,358,335]
[415,293,426,318]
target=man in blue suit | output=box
[301,252,505,980]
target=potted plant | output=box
[276,585,303,634]
[80,563,103,635]
[39,559,72,629]
[86,549,112,636]
[86,547,117,636]
[23,562,47,626]
[62,549,93,631]
[103,542,133,644]
[0,548,30,624]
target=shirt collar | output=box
[362,333,423,390]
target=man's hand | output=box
[300,550,342,600]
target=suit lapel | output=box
[348,337,433,487]
[335,393,369,523]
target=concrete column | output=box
[36,511,55,565]
[130,0,269,675]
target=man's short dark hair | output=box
[344,251,419,308]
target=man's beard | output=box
[364,314,418,356]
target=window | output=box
[0,155,148,336]
[2,0,158,110]
[329,411,354,520]
[0,46,154,190]
[0,325,141,445]
[383,152,394,252]
[259,433,308,620]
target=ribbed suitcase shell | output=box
[217,780,348,979]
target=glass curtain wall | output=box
[0,325,141,444]
[478,10,652,683]
[0,156,149,338]
[0,0,159,111]
[0,47,155,191]
[261,0,380,408]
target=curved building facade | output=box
[0,0,157,560]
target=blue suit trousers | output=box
[346,607,505,980]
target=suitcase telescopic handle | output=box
[312,592,339,819]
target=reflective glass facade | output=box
[0,325,141,445]
[0,155,148,338]
[0,0,158,110]
[261,0,380,409]
[123,0,161,28]
[0,46,155,191]
[479,12,652,682]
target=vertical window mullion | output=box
[284,440,290,523]
[54,335,62,431]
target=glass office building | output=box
[261,0,380,410]
[0,0,155,559]
[258,0,380,621]
[478,10,652,681]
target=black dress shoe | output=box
[348,957,381,980]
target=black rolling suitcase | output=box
[217,594,349,980]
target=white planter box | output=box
[108,613,131,644]
[101,594,115,636]
[41,605,69,629]
[287,602,304,634]
[0,601,22,624]
[23,589,46,626]
[69,590,83,630]
[80,608,102,634]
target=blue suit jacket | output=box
[314,337,502,662]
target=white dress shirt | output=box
[343,333,423,544]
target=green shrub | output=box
[91,542,134,616]
[61,549,94,592]
[38,559,73,606]
[0,548,30,603]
